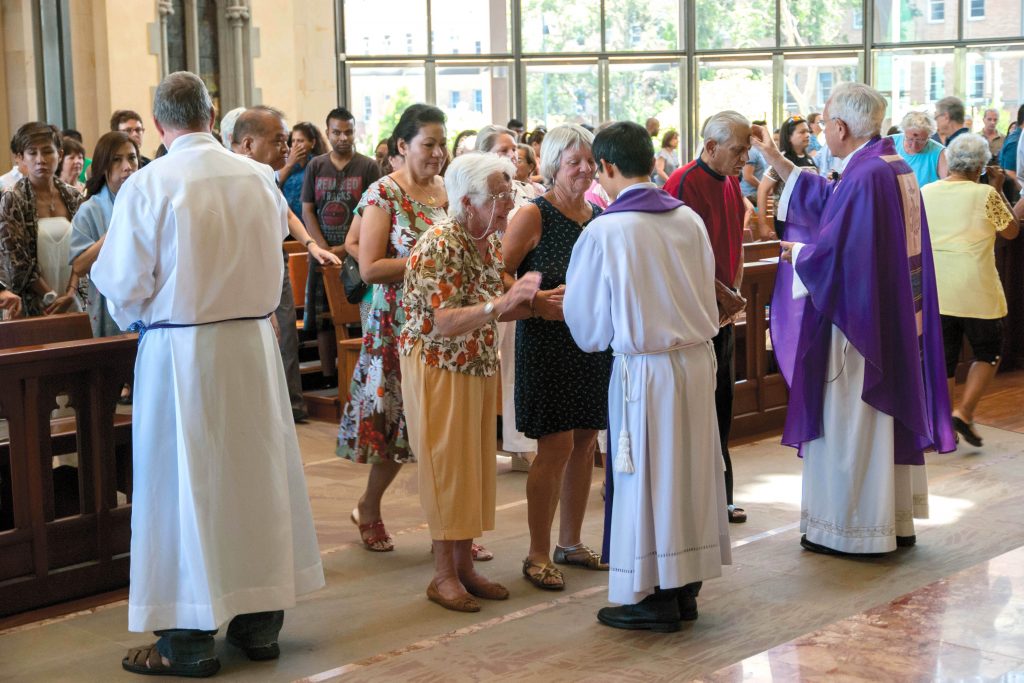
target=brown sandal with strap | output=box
[522,558,565,591]
[121,644,220,678]
[351,508,394,552]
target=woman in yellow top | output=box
[921,133,1023,447]
[400,153,540,612]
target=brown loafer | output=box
[465,579,510,600]
[426,579,480,612]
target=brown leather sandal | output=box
[522,558,565,590]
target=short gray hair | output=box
[984,107,999,119]
[900,110,936,136]
[935,96,965,125]
[220,106,247,149]
[445,152,516,223]
[539,124,594,187]
[946,133,991,175]
[701,110,751,146]
[475,125,517,153]
[827,82,887,139]
[153,71,214,131]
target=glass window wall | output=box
[348,65,426,155]
[697,57,774,133]
[520,0,600,53]
[604,0,680,52]
[524,62,599,128]
[337,0,1024,162]
[608,61,681,130]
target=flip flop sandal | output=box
[522,558,565,590]
[351,508,394,552]
[121,644,220,678]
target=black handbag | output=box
[341,254,368,304]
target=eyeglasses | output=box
[476,190,513,203]
[120,126,145,135]
[786,116,805,124]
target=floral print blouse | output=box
[400,220,505,377]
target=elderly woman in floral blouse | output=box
[400,153,540,613]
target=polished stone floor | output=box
[2,399,1024,681]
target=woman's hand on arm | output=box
[358,204,407,284]
[71,234,105,277]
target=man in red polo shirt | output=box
[664,111,752,524]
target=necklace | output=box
[36,188,56,215]
[410,178,437,205]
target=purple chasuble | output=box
[769,136,955,465]
[599,183,685,564]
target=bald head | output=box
[234,106,289,170]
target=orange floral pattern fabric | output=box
[400,220,504,377]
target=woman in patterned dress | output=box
[336,104,449,552]
[400,153,540,611]
[503,125,614,591]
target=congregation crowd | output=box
[2,70,1024,677]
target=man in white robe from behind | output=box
[564,121,731,633]
[92,72,324,678]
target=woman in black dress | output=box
[503,124,613,591]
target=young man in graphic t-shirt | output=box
[301,107,381,376]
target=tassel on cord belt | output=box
[128,313,273,343]
[611,340,715,474]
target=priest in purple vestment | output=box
[752,82,956,556]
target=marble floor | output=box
[2,403,1024,680]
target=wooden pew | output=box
[286,248,308,316]
[0,329,136,617]
[316,264,364,420]
[743,240,781,263]
[731,260,788,439]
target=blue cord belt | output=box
[128,313,272,343]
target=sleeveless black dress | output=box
[514,196,613,439]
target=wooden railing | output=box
[0,333,136,617]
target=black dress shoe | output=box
[800,535,885,558]
[597,590,681,632]
[677,581,701,621]
[896,535,916,547]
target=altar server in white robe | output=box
[91,72,324,678]
[564,121,731,633]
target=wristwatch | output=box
[483,300,498,319]
[303,239,316,248]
